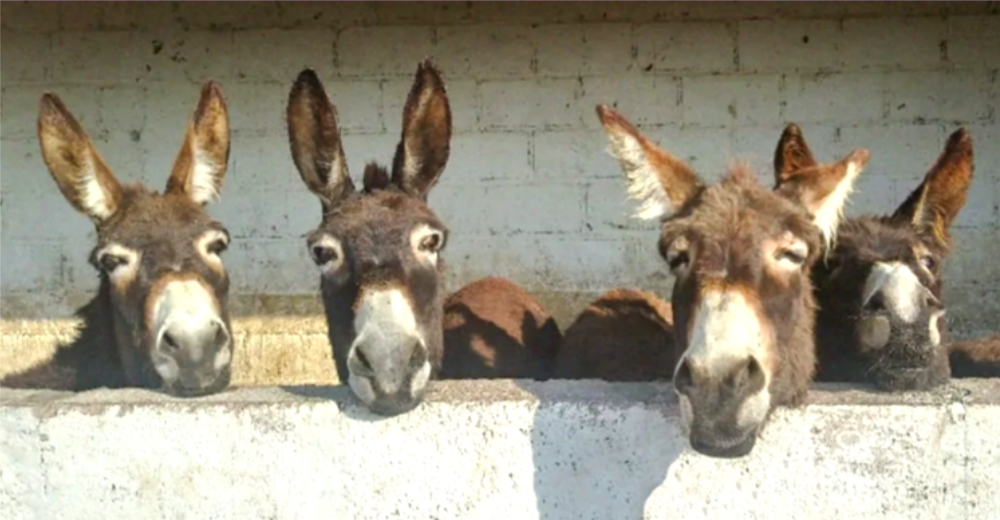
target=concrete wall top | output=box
[2,2,998,339]
[3,379,999,519]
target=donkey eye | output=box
[776,249,807,265]
[98,254,128,272]
[207,238,228,255]
[419,232,443,252]
[919,255,936,270]
[311,244,338,266]
[664,236,690,273]
[308,235,344,270]
[667,251,689,272]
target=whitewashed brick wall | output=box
[1,2,997,337]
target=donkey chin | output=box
[677,386,771,459]
[345,327,434,416]
[149,280,234,398]
[857,309,949,392]
[346,352,433,417]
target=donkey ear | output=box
[37,93,124,223]
[773,123,818,184]
[595,104,702,220]
[892,128,973,248]
[165,81,230,206]
[286,69,354,211]
[776,149,869,248]
[391,60,452,201]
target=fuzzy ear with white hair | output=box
[776,149,870,249]
[165,80,231,206]
[773,123,818,184]
[286,68,355,213]
[892,128,973,249]
[37,93,124,223]
[595,104,702,221]
[391,59,452,201]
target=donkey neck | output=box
[55,277,130,389]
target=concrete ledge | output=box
[2,380,999,519]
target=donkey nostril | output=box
[161,331,181,354]
[214,325,229,347]
[356,350,374,372]
[409,344,428,369]
[865,292,887,313]
[674,359,694,395]
[732,356,766,393]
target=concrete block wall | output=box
[2,2,999,339]
[2,380,999,519]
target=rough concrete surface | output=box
[2,2,999,341]
[2,380,998,520]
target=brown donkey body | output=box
[948,333,1000,377]
[441,277,561,380]
[2,83,235,397]
[555,289,676,381]
[286,61,560,416]
[775,125,997,389]
[592,105,867,457]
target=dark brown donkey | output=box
[948,333,1000,377]
[774,124,999,387]
[286,61,560,416]
[554,289,676,382]
[1,82,234,397]
[593,105,869,458]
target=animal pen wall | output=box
[1,2,999,519]
[2,1,999,384]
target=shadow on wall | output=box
[518,379,683,520]
[442,297,685,517]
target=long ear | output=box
[391,60,452,201]
[595,104,702,221]
[776,149,869,249]
[774,123,818,184]
[286,69,354,211]
[165,81,230,206]
[891,128,973,248]
[37,93,124,223]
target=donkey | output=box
[774,124,998,387]
[554,288,676,382]
[286,61,560,416]
[948,333,1000,377]
[1,82,234,397]
[593,105,868,458]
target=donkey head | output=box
[287,61,451,416]
[37,82,233,397]
[597,106,868,458]
[776,125,973,391]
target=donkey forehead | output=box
[99,190,220,246]
[836,218,942,262]
[666,184,818,248]
[322,191,445,238]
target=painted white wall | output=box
[2,380,998,519]
[1,2,998,336]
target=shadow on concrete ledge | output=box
[2,380,999,519]
[517,379,683,520]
